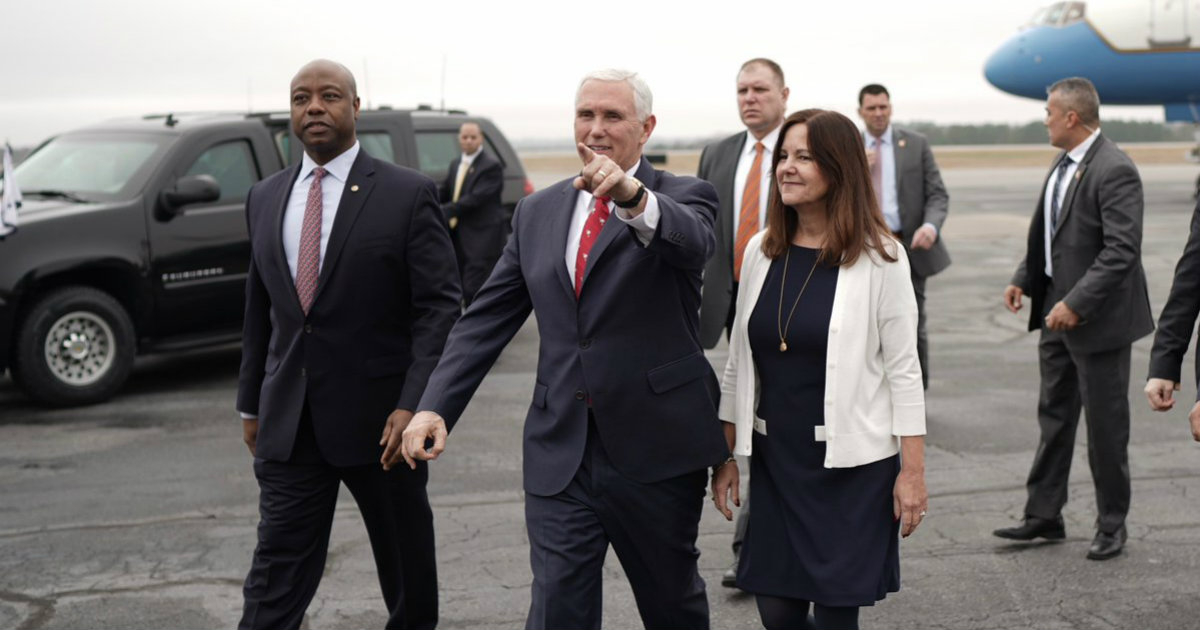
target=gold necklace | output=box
[776,247,820,352]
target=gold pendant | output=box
[779,341,788,352]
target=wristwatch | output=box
[613,177,646,209]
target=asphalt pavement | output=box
[1,164,1198,629]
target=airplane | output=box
[984,0,1200,193]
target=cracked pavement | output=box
[1,163,1199,629]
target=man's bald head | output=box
[292,59,358,99]
[289,59,360,164]
[458,121,483,155]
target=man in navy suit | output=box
[237,59,461,630]
[397,69,730,630]
[439,121,506,306]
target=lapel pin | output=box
[898,138,907,148]
[351,184,360,192]
[1075,171,1082,181]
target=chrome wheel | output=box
[43,310,116,386]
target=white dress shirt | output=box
[239,141,360,420]
[282,141,361,280]
[459,147,481,170]
[1043,128,1100,277]
[732,126,780,236]
[564,161,660,277]
[453,147,482,197]
[865,127,901,232]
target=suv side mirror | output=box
[159,174,221,217]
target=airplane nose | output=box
[983,32,1045,99]
[984,36,1023,89]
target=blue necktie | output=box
[1049,156,1072,239]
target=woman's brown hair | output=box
[761,109,897,266]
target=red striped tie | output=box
[574,196,610,297]
[734,142,764,282]
[295,167,326,314]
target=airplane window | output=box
[1026,7,1048,27]
[1062,2,1085,24]
[1044,3,1066,25]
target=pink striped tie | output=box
[295,167,326,314]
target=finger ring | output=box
[597,170,608,178]
[919,510,927,517]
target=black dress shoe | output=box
[721,560,738,588]
[1086,527,1127,560]
[993,515,1066,541]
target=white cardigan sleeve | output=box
[874,244,926,436]
[718,232,767,456]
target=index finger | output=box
[381,430,401,470]
[577,142,595,165]
[401,431,422,470]
[428,427,447,458]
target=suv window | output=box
[414,130,506,179]
[17,134,170,200]
[360,132,394,162]
[272,131,393,166]
[273,130,291,165]
[183,141,260,203]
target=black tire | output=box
[10,287,136,406]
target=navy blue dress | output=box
[736,245,901,607]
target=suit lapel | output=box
[718,134,746,265]
[1052,135,1104,240]
[580,159,653,289]
[271,164,304,313]
[447,156,462,189]
[312,151,375,304]
[462,153,488,191]
[551,182,578,300]
[891,128,906,201]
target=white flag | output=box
[0,142,20,237]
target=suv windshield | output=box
[17,132,171,201]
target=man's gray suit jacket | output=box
[1012,133,1154,351]
[890,126,951,278]
[697,132,745,349]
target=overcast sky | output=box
[1,0,1166,147]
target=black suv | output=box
[0,109,531,406]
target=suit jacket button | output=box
[580,339,591,349]
[301,368,307,378]
[574,390,586,400]
[304,325,313,334]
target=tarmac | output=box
[0,162,1198,629]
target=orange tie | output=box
[734,142,764,282]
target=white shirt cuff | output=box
[613,191,659,247]
[921,222,938,236]
[239,411,257,420]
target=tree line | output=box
[631,120,1196,151]
[901,120,1195,145]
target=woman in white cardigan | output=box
[710,109,928,630]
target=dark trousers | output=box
[524,419,710,630]
[1025,308,1132,534]
[452,222,504,307]
[911,272,929,390]
[240,407,438,630]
